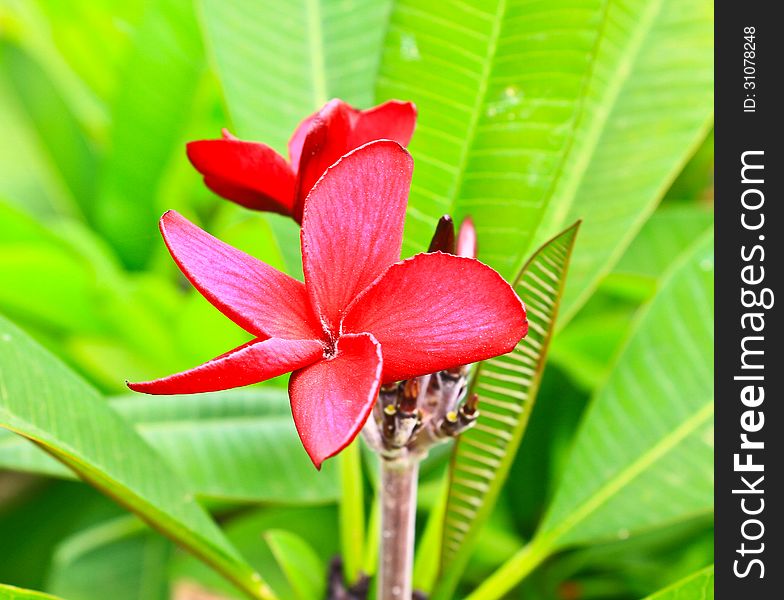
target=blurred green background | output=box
[0,0,713,598]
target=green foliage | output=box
[0,584,61,600]
[0,0,713,597]
[377,0,713,328]
[0,391,339,504]
[643,565,713,600]
[0,315,272,599]
[265,530,327,600]
[536,0,714,322]
[377,0,603,277]
[47,517,171,600]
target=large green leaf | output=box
[610,205,714,288]
[468,231,713,600]
[0,314,274,600]
[376,0,712,321]
[535,0,713,321]
[0,390,338,505]
[200,0,392,149]
[0,585,61,600]
[642,565,713,600]
[376,0,603,275]
[96,0,206,269]
[432,223,579,599]
[550,204,713,389]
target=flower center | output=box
[322,333,339,360]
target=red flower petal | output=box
[347,100,417,149]
[301,140,413,333]
[186,137,296,216]
[288,112,318,168]
[290,99,417,221]
[291,100,352,222]
[160,211,322,340]
[342,253,527,382]
[128,337,324,395]
[289,333,382,468]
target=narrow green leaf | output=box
[0,83,73,217]
[535,0,714,321]
[199,0,392,149]
[0,584,62,600]
[0,390,339,505]
[0,41,97,216]
[432,222,579,599]
[48,516,171,600]
[376,0,602,277]
[469,231,713,600]
[265,530,326,600]
[411,475,448,592]
[642,565,713,600]
[171,506,339,599]
[96,0,205,268]
[338,440,365,583]
[0,314,274,600]
[31,0,146,101]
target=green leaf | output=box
[337,441,365,583]
[433,222,580,599]
[611,205,714,285]
[468,231,713,600]
[0,584,62,600]
[96,0,206,269]
[265,530,326,600]
[535,0,714,322]
[200,0,392,149]
[30,0,146,102]
[642,565,713,600]
[376,0,603,276]
[0,84,72,217]
[48,516,171,600]
[0,390,339,505]
[0,314,274,600]
[0,41,97,217]
[551,204,712,390]
[377,0,712,322]
[171,506,339,599]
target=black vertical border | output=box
[715,2,782,598]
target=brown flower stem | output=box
[378,454,419,600]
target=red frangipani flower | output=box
[186,99,416,223]
[129,141,527,467]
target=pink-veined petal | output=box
[342,253,527,382]
[290,100,418,221]
[301,140,413,333]
[187,137,296,216]
[128,338,324,395]
[291,100,352,222]
[160,211,321,340]
[288,112,319,168]
[289,333,382,468]
[348,100,417,149]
